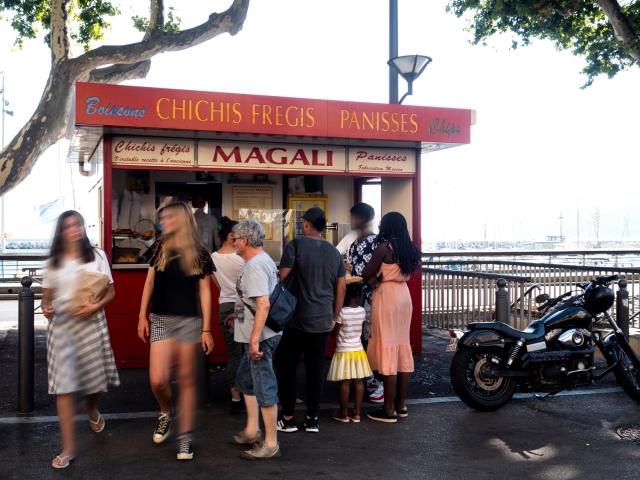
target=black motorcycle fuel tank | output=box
[542,306,591,329]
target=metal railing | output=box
[423,267,532,330]
[422,258,640,331]
[0,254,47,282]
[424,249,640,268]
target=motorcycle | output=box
[447,275,640,411]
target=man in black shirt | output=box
[276,207,346,433]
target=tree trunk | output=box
[0,0,250,196]
[0,63,74,195]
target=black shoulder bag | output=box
[241,240,298,333]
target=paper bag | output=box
[67,270,110,315]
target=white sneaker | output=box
[366,379,380,394]
[369,384,385,403]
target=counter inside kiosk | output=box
[70,82,473,368]
[110,168,355,266]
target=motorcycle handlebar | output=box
[541,291,573,311]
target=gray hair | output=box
[232,220,265,247]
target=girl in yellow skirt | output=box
[327,281,373,423]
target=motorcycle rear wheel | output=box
[613,348,640,402]
[451,347,516,411]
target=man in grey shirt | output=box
[228,220,281,460]
[276,207,346,434]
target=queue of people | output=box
[42,202,420,468]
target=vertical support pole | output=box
[18,276,34,413]
[495,278,509,324]
[617,279,629,339]
[389,0,399,104]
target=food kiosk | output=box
[68,82,473,367]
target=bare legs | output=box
[353,380,364,417]
[56,395,75,456]
[395,372,410,412]
[149,339,200,436]
[383,375,396,416]
[242,395,278,449]
[231,386,241,402]
[243,394,260,437]
[338,379,365,417]
[55,391,105,458]
[339,381,350,416]
[383,372,411,416]
[85,392,101,422]
[149,339,174,414]
[176,343,198,435]
[261,405,278,449]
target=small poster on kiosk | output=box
[232,186,275,240]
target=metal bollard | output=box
[616,279,629,339]
[18,276,34,414]
[495,279,509,324]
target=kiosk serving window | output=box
[109,136,418,265]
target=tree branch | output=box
[146,0,165,39]
[87,60,152,83]
[86,1,162,86]
[0,0,251,196]
[71,0,249,76]
[50,0,71,63]
[593,0,640,62]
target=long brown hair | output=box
[49,210,96,269]
[155,202,203,275]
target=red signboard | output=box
[75,82,471,144]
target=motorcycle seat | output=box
[468,320,545,341]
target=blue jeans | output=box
[236,335,282,408]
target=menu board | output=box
[347,148,416,175]
[111,136,195,167]
[232,186,275,240]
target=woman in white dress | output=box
[43,211,119,469]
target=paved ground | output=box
[1,301,640,479]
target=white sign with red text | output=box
[197,141,346,173]
[347,148,416,175]
[111,137,195,166]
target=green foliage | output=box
[447,0,640,86]
[0,0,119,50]
[132,6,180,34]
[0,0,51,47]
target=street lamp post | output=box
[389,0,399,104]
[388,2,431,104]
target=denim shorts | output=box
[236,335,282,408]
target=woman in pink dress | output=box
[362,212,421,423]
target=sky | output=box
[1,0,639,246]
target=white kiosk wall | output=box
[381,177,414,237]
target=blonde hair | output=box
[155,202,203,275]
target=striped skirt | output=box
[47,309,120,395]
[327,349,373,381]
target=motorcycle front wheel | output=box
[613,347,640,402]
[451,347,516,411]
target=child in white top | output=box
[327,282,373,423]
